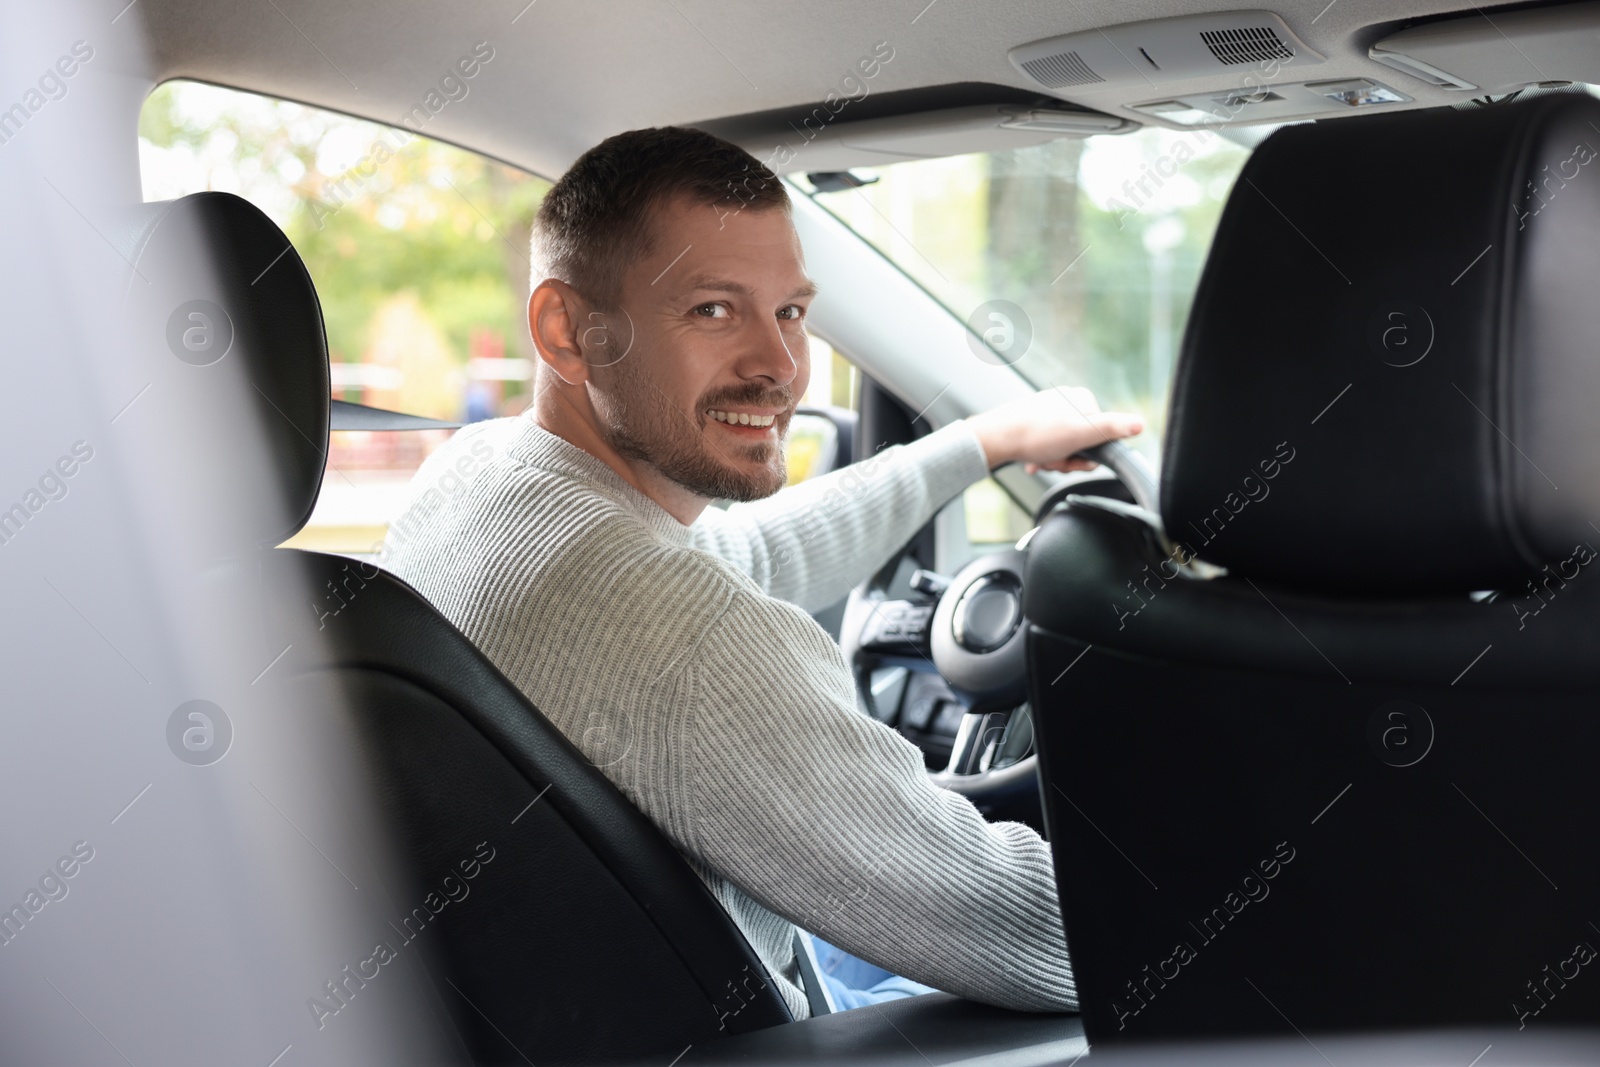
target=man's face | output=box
[585,195,814,502]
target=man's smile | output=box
[706,407,782,433]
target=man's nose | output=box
[736,319,800,387]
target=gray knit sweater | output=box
[379,413,1078,1020]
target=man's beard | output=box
[593,369,793,502]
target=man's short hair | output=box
[532,126,789,309]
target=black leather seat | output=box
[122,191,791,1063]
[1024,95,1600,1044]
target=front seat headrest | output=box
[117,192,329,554]
[1162,94,1600,595]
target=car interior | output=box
[11,1,1600,1064]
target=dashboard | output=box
[835,462,1146,834]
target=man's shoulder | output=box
[409,464,758,640]
[383,419,805,677]
[423,416,522,480]
[461,522,772,691]
[391,418,636,547]
[386,417,524,533]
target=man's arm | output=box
[679,588,1078,1012]
[688,422,988,612]
[688,390,1145,612]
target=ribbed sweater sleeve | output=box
[679,582,1079,1012]
[688,422,990,612]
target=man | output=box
[381,126,1143,1018]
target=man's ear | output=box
[529,279,591,385]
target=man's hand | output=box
[964,387,1145,474]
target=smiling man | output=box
[382,126,1143,1018]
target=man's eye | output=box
[694,303,729,318]
[778,304,805,322]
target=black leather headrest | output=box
[118,192,329,552]
[1163,95,1600,595]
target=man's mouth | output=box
[707,408,779,429]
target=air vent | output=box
[1019,51,1104,89]
[1201,26,1295,66]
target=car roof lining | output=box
[134,1,1578,177]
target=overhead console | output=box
[1008,9,1326,89]
[1010,9,1416,127]
[1370,0,1600,94]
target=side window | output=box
[138,80,550,554]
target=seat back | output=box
[126,192,790,1063]
[259,550,791,1062]
[1025,96,1600,1043]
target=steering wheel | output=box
[843,443,1160,825]
[1041,439,1161,520]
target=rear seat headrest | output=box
[1162,94,1600,595]
[118,192,329,552]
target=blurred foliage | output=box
[139,81,550,417]
[1072,146,1245,427]
[811,132,1251,449]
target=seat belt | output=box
[330,399,459,431]
[792,929,838,1017]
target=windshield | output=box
[803,127,1255,451]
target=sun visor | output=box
[1371,2,1600,94]
[723,103,1135,173]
